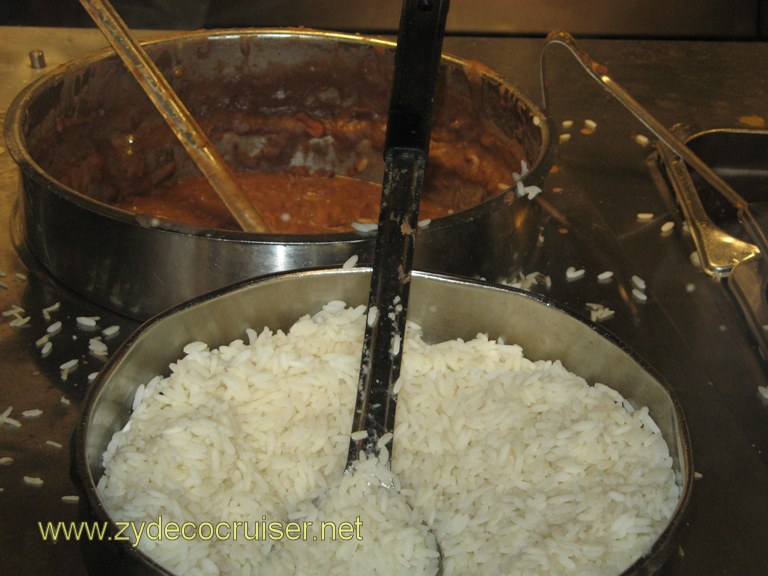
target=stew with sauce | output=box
[116,172,455,234]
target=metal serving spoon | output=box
[346,0,449,572]
[79,0,271,233]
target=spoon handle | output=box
[349,0,449,464]
[79,0,272,233]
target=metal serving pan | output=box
[73,268,692,575]
[5,29,552,320]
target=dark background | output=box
[2,0,768,40]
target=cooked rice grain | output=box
[99,302,678,576]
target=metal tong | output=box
[541,31,768,265]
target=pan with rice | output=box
[73,268,692,576]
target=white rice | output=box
[46,321,63,335]
[632,288,648,303]
[342,255,359,269]
[99,302,679,576]
[565,266,586,281]
[597,270,614,283]
[103,325,121,338]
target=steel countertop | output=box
[0,26,767,575]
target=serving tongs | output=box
[541,31,768,273]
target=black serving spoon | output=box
[348,0,449,467]
[343,2,449,572]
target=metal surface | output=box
[4,28,550,320]
[79,0,271,233]
[1,26,768,576]
[74,268,691,575]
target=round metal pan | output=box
[4,29,552,320]
[73,267,692,576]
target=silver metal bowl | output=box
[5,29,552,320]
[73,268,692,575]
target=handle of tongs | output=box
[348,0,449,465]
[540,30,749,213]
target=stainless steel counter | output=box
[0,26,767,574]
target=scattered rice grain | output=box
[597,270,614,283]
[586,302,615,322]
[9,315,31,327]
[631,275,647,291]
[632,288,648,302]
[60,359,79,371]
[634,134,650,147]
[42,302,60,321]
[76,316,99,329]
[351,222,378,233]
[566,266,586,281]
[0,406,21,429]
[23,476,44,487]
[689,251,701,268]
[102,325,121,338]
[2,305,24,317]
[89,338,109,357]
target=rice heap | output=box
[98,301,679,576]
